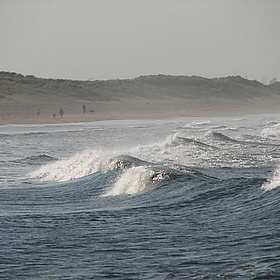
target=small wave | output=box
[211,125,237,131]
[232,134,280,148]
[0,131,48,137]
[164,134,216,149]
[207,132,239,143]
[16,154,57,165]
[204,131,280,149]
[0,133,11,138]
[206,131,279,148]
[183,121,212,129]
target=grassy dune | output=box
[0,72,280,124]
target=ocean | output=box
[0,115,279,279]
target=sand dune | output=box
[0,72,280,124]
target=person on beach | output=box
[59,108,64,118]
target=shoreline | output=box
[2,105,280,125]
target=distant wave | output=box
[0,133,11,138]
[0,131,50,137]
[15,154,57,165]
[205,131,280,148]
[163,133,217,149]
[207,132,240,143]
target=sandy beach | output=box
[2,98,280,125]
[1,72,280,125]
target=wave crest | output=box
[163,133,214,149]
[206,132,238,143]
[16,154,57,165]
[102,166,156,197]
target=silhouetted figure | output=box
[37,109,40,115]
[83,104,86,114]
[59,108,64,118]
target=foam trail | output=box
[102,166,155,197]
[261,167,280,191]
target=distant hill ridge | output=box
[0,71,279,102]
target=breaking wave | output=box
[102,166,156,196]
[26,127,280,196]
[261,165,280,191]
[27,145,218,197]
[27,149,109,182]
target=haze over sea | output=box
[0,115,279,279]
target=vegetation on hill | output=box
[0,72,279,102]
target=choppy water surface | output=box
[0,115,280,279]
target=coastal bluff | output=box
[1,72,280,124]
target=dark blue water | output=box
[1,117,280,279]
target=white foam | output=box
[261,123,280,138]
[102,166,155,197]
[27,134,176,183]
[27,149,115,182]
[261,167,280,191]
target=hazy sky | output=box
[1,0,279,81]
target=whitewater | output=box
[0,115,279,279]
